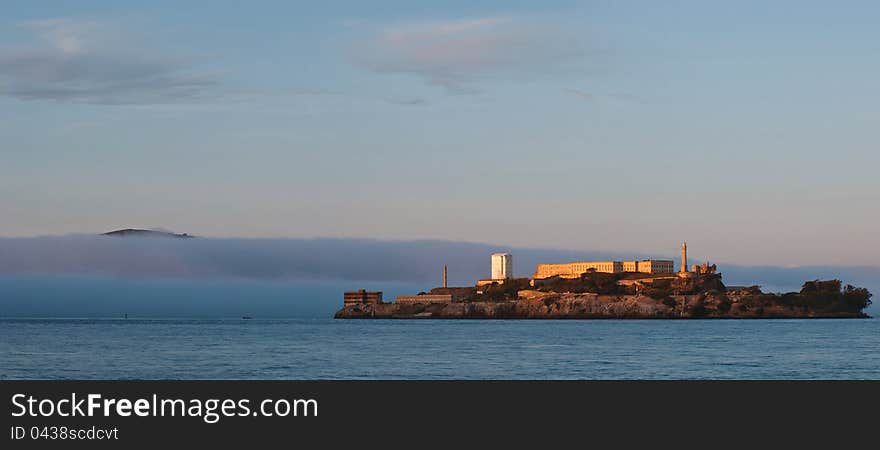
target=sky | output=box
[2,236,879,316]
[2,1,879,267]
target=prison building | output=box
[637,260,674,274]
[533,259,674,279]
[533,261,623,278]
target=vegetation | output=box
[636,274,726,299]
[534,272,623,295]
[477,278,531,302]
[735,279,871,315]
[670,274,726,295]
[641,278,673,299]
[794,279,871,312]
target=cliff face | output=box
[334,291,869,320]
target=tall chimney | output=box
[443,264,448,288]
[680,242,688,273]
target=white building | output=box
[491,253,513,280]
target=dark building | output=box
[343,290,384,305]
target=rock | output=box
[334,291,869,320]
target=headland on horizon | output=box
[101,228,194,238]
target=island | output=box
[101,228,194,238]
[335,244,872,319]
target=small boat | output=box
[241,316,252,320]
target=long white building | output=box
[533,259,674,278]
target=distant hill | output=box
[101,229,194,238]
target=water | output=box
[2,318,878,379]
[0,275,429,318]
[2,275,878,379]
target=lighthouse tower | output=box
[680,242,688,273]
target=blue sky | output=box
[2,1,879,267]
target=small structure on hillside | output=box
[395,294,453,304]
[692,262,717,274]
[343,290,384,305]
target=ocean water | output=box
[1,275,878,379]
[1,318,879,379]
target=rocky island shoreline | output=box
[335,246,872,320]
[335,275,872,320]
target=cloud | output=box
[0,234,663,283]
[565,88,594,101]
[388,98,427,106]
[1,236,878,316]
[352,16,587,94]
[0,19,216,104]
[1,235,877,296]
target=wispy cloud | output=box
[388,97,427,106]
[0,18,216,104]
[565,88,594,101]
[352,16,587,94]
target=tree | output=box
[842,284,872,311]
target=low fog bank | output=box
[0,235,633,284]
[0,275,427,318]
[1,235,878,293]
